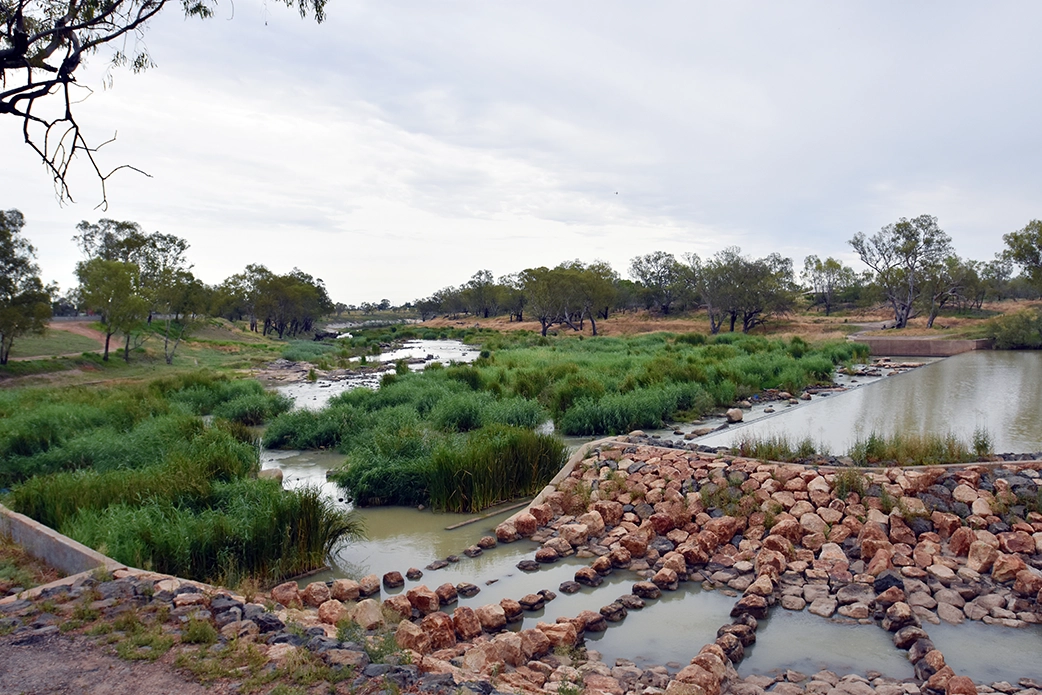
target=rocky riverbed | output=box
[5,440,1042,695]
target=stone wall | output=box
[0,503,123,576]
[856,338,993,357]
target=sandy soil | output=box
[0,632,230,695]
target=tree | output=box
[685,248,796,333]
[0,210,52,364]
[1002,220,1042,291]
[801,255,858,316]
[629,251,684,315]
[1,0,328,206]
[76,257,148,360]
[849,215,953,329]
[921,255,970,328]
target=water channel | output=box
[261,345,1042,682]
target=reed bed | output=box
[730,428,992,467]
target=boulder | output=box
[633,581,662,599]
[949,527,976,556]
[406,585,441,615]
[330,579,360,602]
[579,510,607,537]
[652,567,680,591]
[500,598,524,622]
[966,541,999,574]
[358,574,381,597]
[576,566,604,587]
[456,582,480,598]
[536,620,579,648]
[514,512,539,537]
[382,571,405,589]
[317,599,348,625]
[1014,569,1042,597]
[270,581,300,607]
[535,547,560,563]
[405,567,423,580]
[946,676,978,695]
[395,619,431,654]
[881,601,918,632]
[435,583,458,605]
[999,531,1036,555]
[495,522,519,543]
[992,553,1028,583]
[620,533,649,557]
[560,523,590,547]
[519,627,552,659]
[731,594,769,620]
[382,594,413,620]
[592,500,625,526]
[726,408,744,423]
[490,631,525,667]
[420,611,456,650]
[452,606,482,640]
[350,598,385,630]
[461,642,501,674]
[475,603,507,632]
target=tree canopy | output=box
[0,209,52,364]
[1003,220,1042,291]
[1,0,327,205]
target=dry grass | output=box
[0,534,63,594]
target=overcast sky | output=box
[3,1,1040,305]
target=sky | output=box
[3,1,1040,305]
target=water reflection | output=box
[698,351,1042,453]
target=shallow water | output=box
[928,619,1042,683]
[739,609,914,679]
[697,351,1042,454]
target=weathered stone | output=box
[576,566,604,587]
[966,541,999,574]
[893,625,931,649]
[992,553,1028,583]
[519,627,552,659]
[633,581,662,599]
[270,581,300,607]
[381,571,404,590]
[726,408,744,423]
[452,606,482,640]
[781,595,806,610]
[434,582,458,605]
[600,602,628,622]
[220,620,259,640]
[808,597,837,618]
[653,567,680,591]
[395,619,431,654]
[575,609,608,633]
[358,574,380,597]
[715,632,745,663]
[949,527,976,556]
[560,523,590,547]
[620,533,649,557]
[406,585,441,615]
[500,597,524,622]
[317,599,348,625]
[731,594,769,619]
[330,579,360,602]
[514,512,539,538]
[1014,570,1042,597]
[535,546,560,563]
[420,611,456,650]
[477,535,497,549]
[579,510,607,537]
[559,580,581,594]
[495,522,519,543]
[474,603,507,632]
[837,602,870,619]
[592,554,615,575]
[937,602,965,625]
[382,594,413,620]
[881,601,918,632]
[536,620,578,648]
[609,546,633,568]
[945,676,978,695]
[592,500,625,526]
[456,582,480,598]
[519,593,545,611]
[350,598,384,630]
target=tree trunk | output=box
[123,333,131,362]
[589,314,598,336]
[103,331,113,361]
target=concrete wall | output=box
[857,338,993,357]
[0,503,123,576]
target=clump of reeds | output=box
[848,431,979,467]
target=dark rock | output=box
[617,594,645,610]
[243,604,266,621]
[406,568,424,580]
[211,596,244,614]
[364,664,394,678]
[538,589,557,602]
[254,613,285,633]
[874,570,904,594]
[632,581,661,599]
[463,546,483,558]
[269,632,307,647]
[559,581,581,594]
[516,560,541,572]
[599,602,627,622]
[649,538,675,554]
[426,560,449,571]
[575,567,603,587]
[11,625,58,645]
[306,635,341,653]
[456,583,480,598]
[518,594,545,611]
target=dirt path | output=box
[0,631,231,695]
[7,320,106,362]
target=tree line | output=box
[1,212,333,364]
[411,214,1042,335]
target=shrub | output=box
[212,391,293,426]
[987,309,1042,349]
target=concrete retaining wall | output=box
[857,337,993,357]
[0,503,123,576]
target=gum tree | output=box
[849,215,953,329]
[0,209,52,364]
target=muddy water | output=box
[697,350,1042,454]
[275,339,480,410]
[928,620,1042,683]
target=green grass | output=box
[7,329,101,358]
[729,429,992,467]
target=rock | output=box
[715,632,744,663]
[576,566,604,587]
[406,585,441,615]
[536,620,579,648]
[781,595,806,610]
[893,625,931,649]
[425,559,449,571]
[500,598,524,622]
[382,594,413,620]
[837,602,870,619]
[396,619,431,654]
[318,599,348,625]
[405,567,423,580]
[559,580,581,594]
[519,593,545,611]
[514,512,538,537]
[937,602,965,625]
[475,603,507,632]
[653,568,680,591]
[592,555,615,575]
[579,510,607,537]
[302,581,331,607]
[477,535,497,549]
[221,620,259,640]
[495,522,519,543]
[381,572,403,590]
[992,553,1028,583]
[836,583,875,605]
[881,602,918,632]
[731,594,769,619]
[560,523,590,547]
[452,606,482,640]
[420,611,456,650]
[1014,570,1042,597]
[324,649,369,669]
[435,583,458,605]
[946,676,978,695]
[358,574,381,597]
[330,579,360,602]
[600,602,628,622]
[949,527,976,556]
[800,513,828,535]
[516,559,541,572]
[633,581,662,599]
[808,598,838,618]
[351,598,385,630]
[726,408,744,423]
[620,533,649,557]
[520,627,552,659]
[535,547,560,563]
[456,582,480,598]
[270,581,300,607]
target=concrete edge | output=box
[1,503,125,578]
[503,436,620,527]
